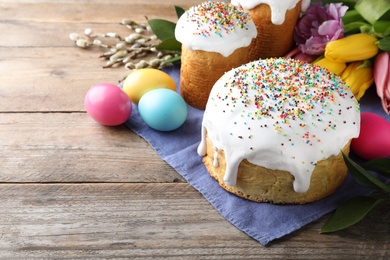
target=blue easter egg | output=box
[138,88,188,131]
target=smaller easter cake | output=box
[175,1,257,110]
[197,58,360,204]
[231,0,310,60]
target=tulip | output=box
[314,57,346,75]
[374,52,390,115]
[325,34,379,63]
[294,3,348,55]
[284,47,319,63]
[341,61,374,100]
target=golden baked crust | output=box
[180,45,250,110]
[246,2,301,60]
[201,133,351,204]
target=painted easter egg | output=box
[122,68,176,104]
[84,83,132,126]
[351,112,390,160]
[138,88,187,131]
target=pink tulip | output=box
[374,52,390,115]
[284,47,319,63]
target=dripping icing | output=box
[231,0,311,25]
[198,58,360,193]
[213,148,219,167]
[175,1,257,57]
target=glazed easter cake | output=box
[175,1,257,110]
[231,0,311,60]
[197,58,360,204]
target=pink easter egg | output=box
[84,83,132,126]
[351,112,390,160]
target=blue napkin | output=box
[124,64,389,245]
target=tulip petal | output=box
[374,52,390,99]
[381,98,390,115]
[342,61,374,100]
[294,52,319,63]
[294,3,347,55]
[304,36,332,55]
[384,63,390,97]
[327,4,348,20]
[315,58,346,75]
[284,47,318,63]
[284,47,301,59]
[385,87,390,100]
[325,34,379,63]
[318,20,341,36]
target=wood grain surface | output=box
[0,0,389,259]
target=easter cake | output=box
[197,58,360,204]
[231,0,311,60]
[175,1,257,110]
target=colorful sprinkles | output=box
[185,2,252,38]
[214,58,360,159]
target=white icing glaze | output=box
[301,0,311,12]
[198,58,360,193]
[231,0,311,24]
[175,1,257,57]
[213,149,219,167]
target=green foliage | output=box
[147,19,177,41]
[175,6,185,19]
[343,154,390,192]
[355,0,390,25]
[340,0,390,44]
[155,38,182,51]
[321,196,385,233]
[377,37,390,52]
[321,155,390,233]
[147,6,184,59]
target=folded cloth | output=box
[124,64,389,245]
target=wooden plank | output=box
[0,0,201,4]
[0,1,198,24]
[0,21,138,47]
[0,20,166,48]
[1,0,389,257]
[0,46,152,112]
[0,113,184,183]
[0,183,388,259]
[0,1,200,48]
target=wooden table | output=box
[0,0,389,258]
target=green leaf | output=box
[359,24,375,35]
[377,37,390,52]
[321,196,385,233]
[373,21,390,37]
[343,21,371,35]
[155,37,182,51]
[175,6,185,19]
[355,0,390,24]
[161,55,181,64]
[343,153,390,192]
[363,158,390,178]
[356,59,372,69]
[380,8,390,22]
[148,19,177,41]
[342,10,370,35]
[342,10,366,25]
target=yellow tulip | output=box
[325,34,379,63]
[341,61,374,100]
[314,57,346,76]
